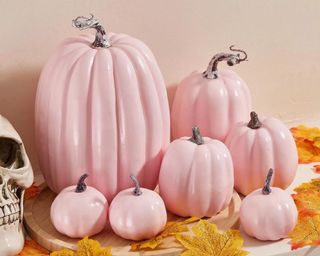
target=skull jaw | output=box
[0,222,24,256]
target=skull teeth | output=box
[0,202,20,226]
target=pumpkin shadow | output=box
[0,67,41,174]
[166,83,178,141]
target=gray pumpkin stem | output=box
[203,45,248,79]
[75,174,88,193]
[189,127,204,145]
[130,175,142,196]
[262,169,273,195]
[72,14,111,48]
[247,111,262,129]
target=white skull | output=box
[0,115,33,256]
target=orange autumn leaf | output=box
[293,191,320,217]
[290,125,320,164]
[314,165,320,174]
[175,219,249,256]
[25,183,41,200]
[289,215,320,250]
[18,240,49,255]
[131,217,199,251]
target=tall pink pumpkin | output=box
[225,112,298,195]
[171,46,251,141]
[35,15,170,202]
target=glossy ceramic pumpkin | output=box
[225,111,298,196]
[171,46,251,141]
[50,174,108,238]
[159,127,234,217]
[35,15,170,202]
[240,169,298,241]
[109,176,167,241]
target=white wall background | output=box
[1,0,320,174]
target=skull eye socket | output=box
[0,138,24,169]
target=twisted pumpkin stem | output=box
[130,175,142,196]
[262,168,273,195]
[72,14,111,48]
[247,111,262,129]
[203,45,248,79]
[75,174,88,193]
[189,127,204,145]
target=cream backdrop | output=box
[1,0,320,174]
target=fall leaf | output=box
[293,191,320,217]
[294,178,320,194]
[50,237,112,256]
[314,165,320,174]
[175,219,249,256]
[289,215,320,250]
[131,217,199,251]
[25,183,41,200]
[50,249,74,256]
[290,125,320,164]
[18,240,49,255]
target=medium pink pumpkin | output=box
[225,111,298,196]
[171,46,251,141]
[159,127,234,217]
[35,15,170,202]
[240,169,298,241]
[50,174,108,238]
[109,175,167,241]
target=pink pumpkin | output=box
[50,174,108,238]
[109,175,167,241]
[240,169,298,241]
[171,46,251,141]
[159,127,234,217]
[35,15,170,202]
[225,111,298,196]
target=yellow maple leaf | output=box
[293,191,320,217]
[175,219,249,256]
[50,249,74,256]
[289,215,320,250]
[131,216,199,251]
[294,178,320,194]
[77,236,111,256]
[50,237,111,256]
[18,240,49,255]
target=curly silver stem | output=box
[203,45,248,79]
[72,14,111,48]
[130,175,142,196]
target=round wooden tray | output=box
[24,185,241,255]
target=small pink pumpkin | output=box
[240,169,298,241]
[225,111,298,195]
[35,14,170,202]
[50,174,108,238]
[159,127,234,217]
[109,175,167,241]
[171,46,251,142]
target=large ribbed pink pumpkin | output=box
[159,127,234,217]
[225,112,298,196]
[35,15,170,202]
[171,46,251,142]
